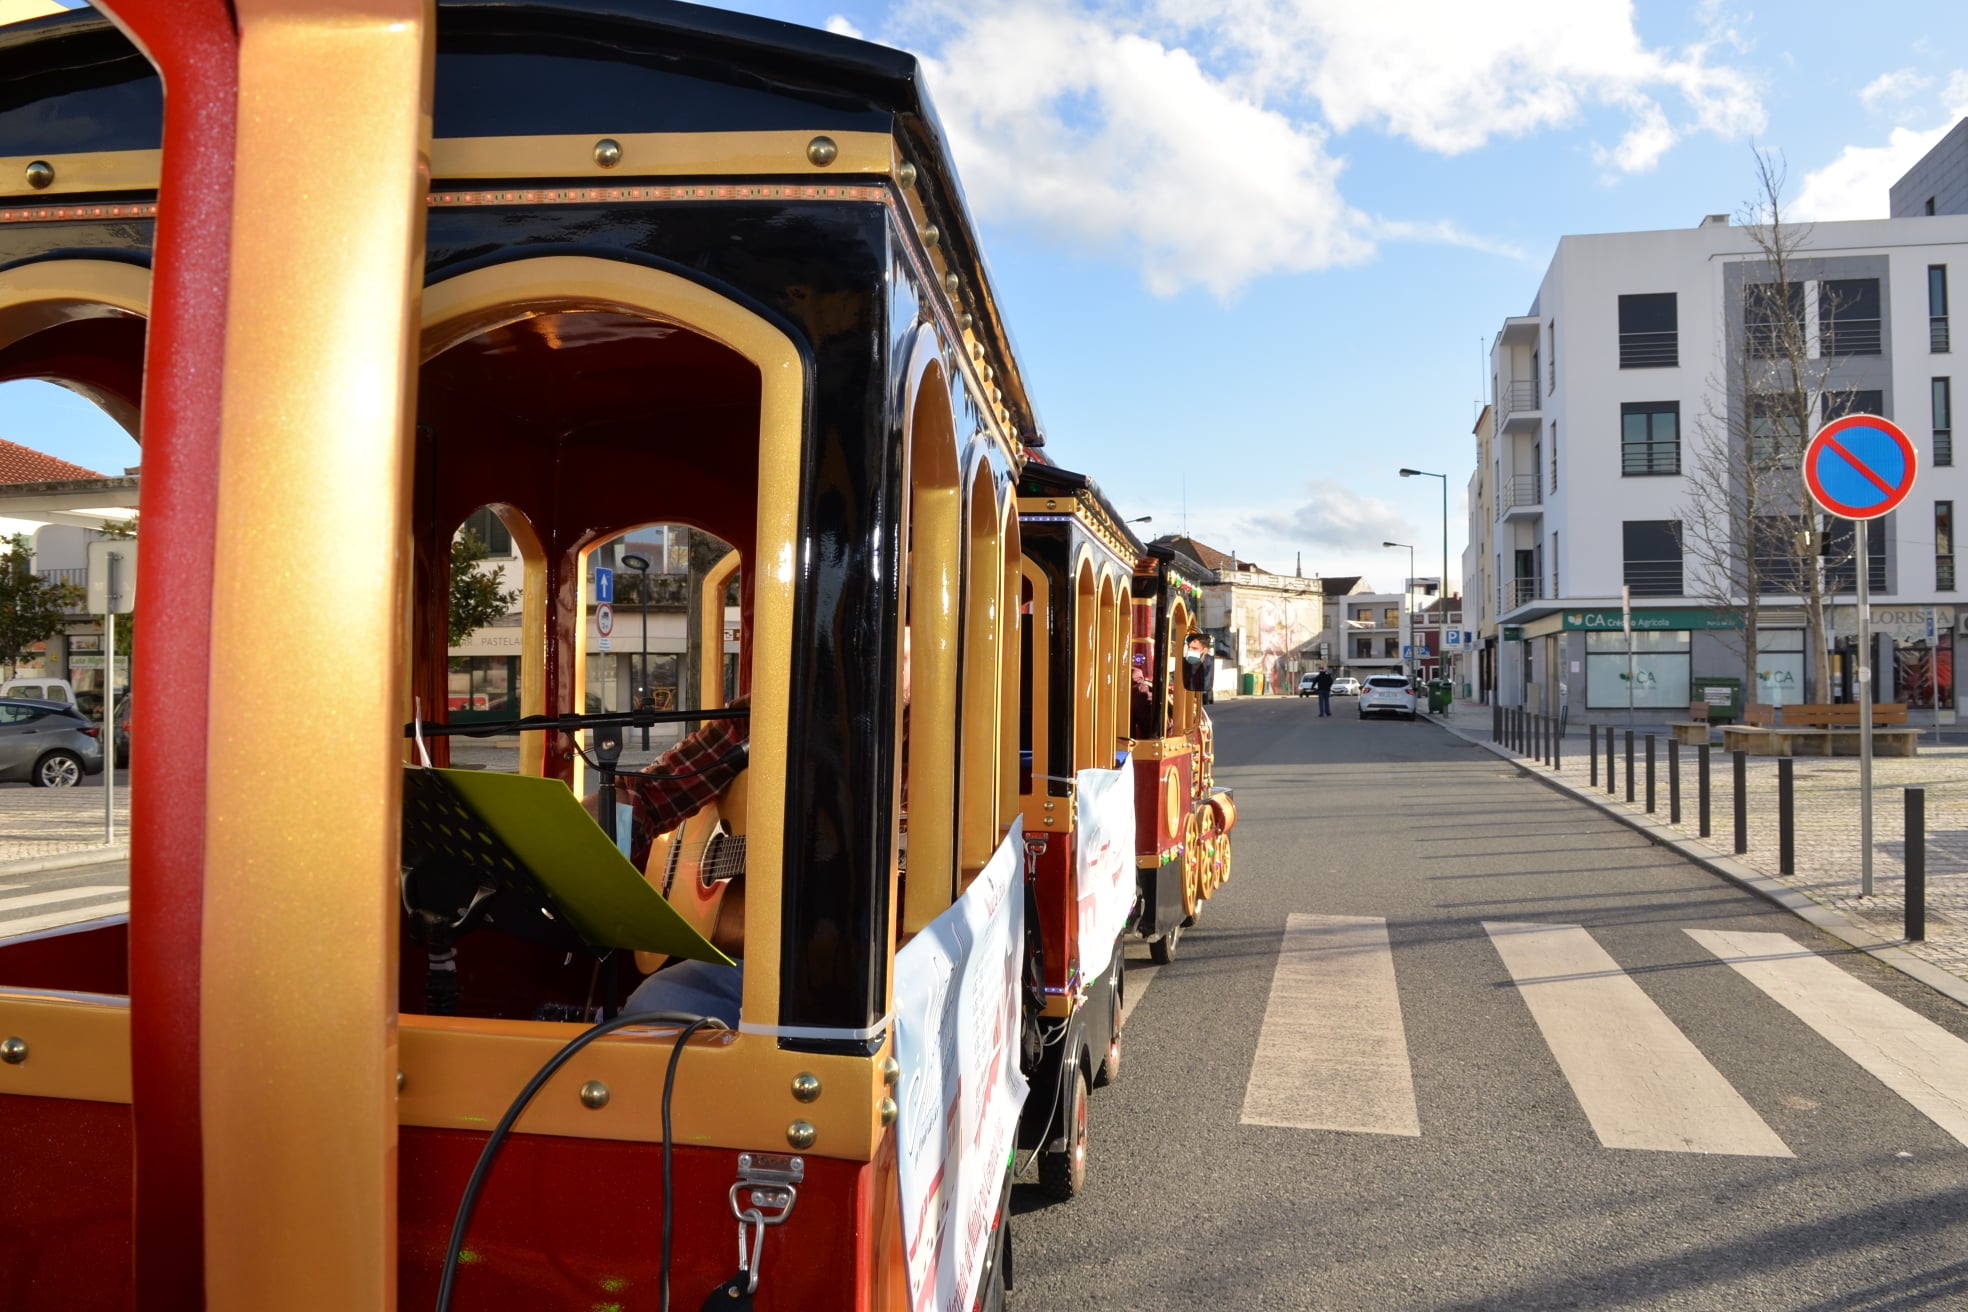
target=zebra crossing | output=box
[1231,913,1968,1157]
[0,881,129,940]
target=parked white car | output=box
[1359,674,1417,721]
[0,677,77,708]
[1331,676,1361,697]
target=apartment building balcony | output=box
[1821,316,1883,357]
[1498,474,1542,521]
[1502,578,1544,613]
[1498,379,1541,435]
[37,568,88,613]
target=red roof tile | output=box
[0,439,105,485]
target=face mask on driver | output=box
[1184,650,1203,665]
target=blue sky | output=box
[9,0,1968,590]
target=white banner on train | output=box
[892,822,1029,1312]
[1075,755,1136,979]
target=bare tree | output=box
[1679,150,1860,703]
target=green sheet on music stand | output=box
[404,765,731,967]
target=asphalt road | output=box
[1008,697,1968,1311]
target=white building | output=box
[1482,179,1968,724]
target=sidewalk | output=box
[0,770,129,865]
[1434,702,1968,1000]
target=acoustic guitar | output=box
[636,771,748,974]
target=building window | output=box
[1550,420,1558,492]
[1621,401,1681,475]
[1353,636,1372,660]
[1751,514,1808,594]
[1929,197,1939,216]
[1551,530,1560,597]
[1383,607,1400,628]
[1822,516,1888,593]
[1586,629,1691,709]
[1939,501,1956,591]
[1749,393,1803,468]
[1382,637,1400,659]
[1744,281,1804,359]
[1548,321,1557,390]
[461,506,514,557]
[1819,278,1883,356]
[1618,293,1677,368]
[1755,629,1805,706]
[1931,265,1951,352]
[1937,378,1954,467]
[1824,389,1886,424]
[1622,520,1683,597]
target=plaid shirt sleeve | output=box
[623,696,749,837]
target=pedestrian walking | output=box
[1314,665,1335,717]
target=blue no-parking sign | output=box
[1803,415,1917,520]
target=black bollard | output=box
[1625,730,1636,804]
[1733,750,1748,855]
[1907,787,1927,943]
[1553,718,1562,771]
[1606,726,1617,796]
[1494,701,1502,743]
[1778,756,1794,875]
[1590,724,1599,787]
[1698,743,1711,838]
[1645,735,1657,813]
[1669,738,1681,825]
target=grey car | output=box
[0,697,106,786]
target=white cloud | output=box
[824,14,865,38]
[1794,70,1968,221]
[1240,481,1416,567]
[879,0,1762,296]
[1858,67,1932,111]
[1151,0,1764,163]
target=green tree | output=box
[0,534,83,678]
[449,527,520,647]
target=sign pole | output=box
[1858,517,1874,896]
[103,551,118,845]
[1931,607,1941,746]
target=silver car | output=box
[0,697,106,786]
[1359,674,1418,721]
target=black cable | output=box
[434,1010,723,1312]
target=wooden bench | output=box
[1717,703,1805,756]
[1666,702,1712,747]
[1771,703,1919,758]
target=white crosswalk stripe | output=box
[1485,921,1792,1157]
[1689,928,1968,1148]
[0,884,127,917]
[0,898,128,939]
[1239,913,1420,1136]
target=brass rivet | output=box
[806,135,838,167]
[882,1056,900,1088]
[959,312,973,331]
[944,272,960,296]
[593,138,623,168]
[395,1070,405,1093]
[923,224,940,247]
[579,1079,611,1109]
[1,1036,24,1064]
[787,1119,817,1149]
[897,161,917,188]
[791,1072,822,1103]
[24,161,53,191]
[878,1096,898,1127]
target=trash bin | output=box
[1691,676,1742,724]
[1428,679,1453,714]
[1239,671,1260,696]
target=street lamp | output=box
[1125,515,1153,525]
[1400,467,1449,681]
[1383,540,1414,677]
[620,551,653,749]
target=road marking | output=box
[1485,921,1791,1157]
[1239,913,1420,1136]
[1690,928,1968,1147]
[0,898,129,939]
[0,884,127,916]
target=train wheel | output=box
[1195,805,1220,900]
[1038,1062,1089,1201]
[1214,828,1233,888]
[1179,809,1203,921]
[1149,921,1181,965]
[1095,953,1122,1088]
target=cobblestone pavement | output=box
[1438,703,1968,984]
[0,769,129,862]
